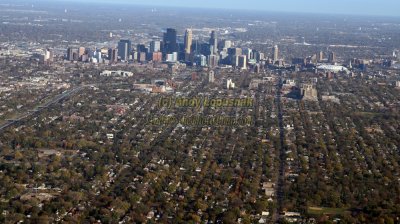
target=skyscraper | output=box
[78,47,85,60]
[328,52,336,63]
[209,30,218,55]
[221,40,232,50]
[184,29,192,55]
[163,28,178,54]
[67,48,74,61]
[318,51,324,62]
[137,44,147,53]
[273,45,279,63]
[238,55,247,69]
[150,40,161,53]
[243,48,253,60]
[108,48,118,64]
[208,55,219,68]
[118,39,132,61]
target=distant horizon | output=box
[40,0,400,17]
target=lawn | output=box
[307,207,347,216]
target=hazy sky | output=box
[69,0,400,17]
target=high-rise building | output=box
[72,52,79,61]
[209,30,218,55]
[67,48,74,61]
[137,44,147,54]
[318,51,324,62]
[94,49,102,63]
[150,40,161,53]
[166,52,178,63]
[108,48,118,63]
[208,55,219,68]
[163,28,178,54]
[150,52,163,62]
[184,29,192,55]
[273,45,279,63]
[243,48,253,60]
[194,55,207,67]
[219,51,229,64]
[254,52,264,62]
[228,48,242,57]
[132,51,138,61]
[238,55,247,69]
[138,52,147,62]
[118,39,132,61]
[328,52,336,63]
[78,47,85,60]
[40,49,53,64]
[221,40,232,50]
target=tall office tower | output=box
[132,51,138,61]
[238,55,247,69]
[243,48,252,60]
[184,29,192,55]
[194,55,207,67]
[94,49,102,63]
[163,28,178,54]
[72,52,79,61]
[221,40,232,50]
[138,52,147,62]
[318,51,324,62]
[328,52,336,63]
[137,44,147,53]
[150,40,161,53]
[209,30,218,54]
[208,55,219,68]
[118,39,132,61]
[227,47,242,65]
[67,48,74,61]
[108,48,118,63]
[228,48,242,57]
[254,52,264,62]
[273,45,279,63]
[78,47,85,60]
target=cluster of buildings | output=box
[63,28,271,70]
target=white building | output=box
[317,64,349,73]
[100,70,133,77]
[166,52,178,63]
[227,79,235,89]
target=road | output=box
[272,77,286,223]
[0,85,87,132]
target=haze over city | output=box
[0,0,399,223]
[47,0,400,16]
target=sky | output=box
[64,0,400,17]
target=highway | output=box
[0,85,87,132]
